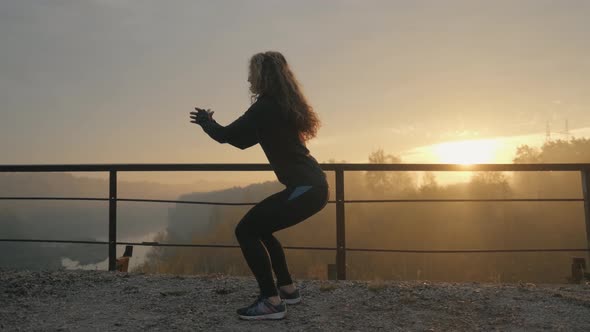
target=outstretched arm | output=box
[190,105,261,150]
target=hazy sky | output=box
[2,0,589,184]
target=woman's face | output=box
[247,66,258,94]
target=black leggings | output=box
[234,185,329,298]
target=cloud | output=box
[402,126,590,164]
[388,124,416,135]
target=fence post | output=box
[108,170,117,271]
[582,170,590,262]
[335,168,346,280]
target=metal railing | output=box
[1,163,590,280]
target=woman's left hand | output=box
[190,107,214,124]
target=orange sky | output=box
[1,1,589,186]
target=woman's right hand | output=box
[190,107,215,124]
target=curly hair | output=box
[248,51,320,142]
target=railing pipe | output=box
[108,171,117,271]
[2,163,590,172]
[2,163,590,279]
[582,170,590,263]
[335,169,346,280]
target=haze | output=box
[2,0,589,185]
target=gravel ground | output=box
[1,269,590,331]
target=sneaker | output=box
[237,296,287,320]
[279,288,301,304]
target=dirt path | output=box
[1,269,590,331]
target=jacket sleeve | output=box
[199,102,264,150]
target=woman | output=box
[189,51,329,320]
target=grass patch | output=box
[367,280,389,292]
[319,283,338,292]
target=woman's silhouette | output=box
[190,51,329,320]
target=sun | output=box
[432,139,500,165]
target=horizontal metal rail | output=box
[2,238,589,253]
[1,163,590,172]
[0,196,584,204]
[0,239,335,251]
[0,239,109,245]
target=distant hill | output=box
[0,172,243,269]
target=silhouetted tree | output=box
[365,149,415,196]
[419,172,439,195]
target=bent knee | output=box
[234,223,244,239]
[235,222,254,240]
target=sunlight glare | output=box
[432,139,500,165]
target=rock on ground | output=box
[1,269,590,331]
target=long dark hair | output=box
[248,51,320,142]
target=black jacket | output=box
[199,95,327,187]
